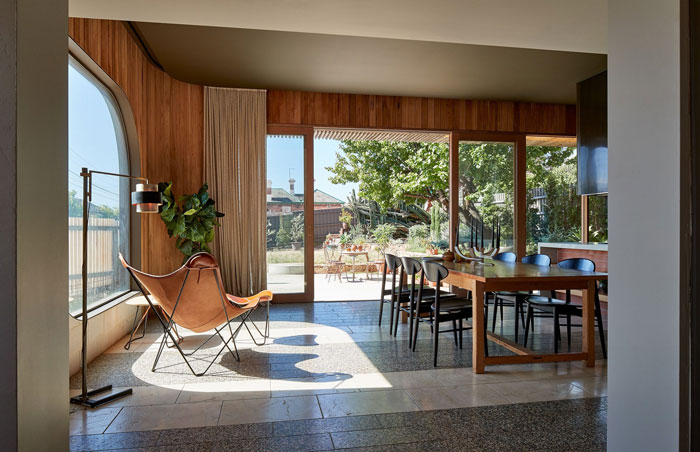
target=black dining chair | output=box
[491,253,551,342]
[484,252,517,333]
[395,257,456,346]
[523,258,607,357]
[412,260,479,367]
[378,254,405,334]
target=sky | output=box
[266,136,359,202]
[68,61,123,208]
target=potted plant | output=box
[372,223,397,273]
[354,234,367,251]
[339,233,351,250]
[158,182,224,262]
[339,209,353,232]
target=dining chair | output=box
[394,257,456,346]
[523,258,607,357]
[484,252,517,333]
[412,260,478,366]
[378,253,409,334]
[491,253,551,342]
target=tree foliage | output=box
[327,140,601,253]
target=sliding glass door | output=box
[265,126,314,301]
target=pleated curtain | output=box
[203,87,267,296]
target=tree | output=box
[328,141,582,251]
[290,214,304,243]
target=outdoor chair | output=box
[323,244,345,282]
[119,252,272,376]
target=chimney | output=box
[289,177,295,196]
[266,180,272,202]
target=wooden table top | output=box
[441,260,608,283]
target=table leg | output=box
[582,280,596,367]
[472,281,486,374]
[351,256,356,281]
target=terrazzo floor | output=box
[70,300,608,451]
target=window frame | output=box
[68,40,142,318]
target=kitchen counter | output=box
[538,242,608,252]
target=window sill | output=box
[71,291,140,321]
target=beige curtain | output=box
[204,87,267,296]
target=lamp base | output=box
[70,385,133,408]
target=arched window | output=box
[68,56,131,314]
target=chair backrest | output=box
[323,245,334,263]
[421,260,449,284]
[119,252,247,333]
[522,253,551,266]
[400,257,422,276]
[385,253,402,271]
[494,252,517,262]
[557,257,595,272]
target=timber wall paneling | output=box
[69,18,204,274]
[268,90,576,136]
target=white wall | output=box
[69,305,136,376]
[15,0,69,450]
[608,0,680,450]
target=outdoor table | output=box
[441,259,607,374]
[340,250,370,281]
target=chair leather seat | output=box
[432,298,472,312]
[495,291,529,297]
[525,296,580,314]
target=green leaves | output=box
[158,181,224,262]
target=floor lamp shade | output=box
[132,183,162,213]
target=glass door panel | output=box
[266,134,306,294]
[457,140,515,252]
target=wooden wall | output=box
[68,18,575,276]
[69,18,204,274]
[268,90,576,135]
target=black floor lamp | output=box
[70,167,162,408]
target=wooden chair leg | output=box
[554,308,560,354]
[452,319,458,346]
[514,301,520,343]
[595,295,607,359]
[524,305,532,347]
[433,314,440,367]
[484,312,489,357]
[459,318,463,349]
[566,314,572,349]
[491,295,498,331]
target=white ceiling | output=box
[69,0,608,54]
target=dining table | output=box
[340,249,370,282]
[441,259,607,374]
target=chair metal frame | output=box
[125,265,267,377]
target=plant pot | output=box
[290,241,302,250]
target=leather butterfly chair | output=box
[119,252,272,376]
